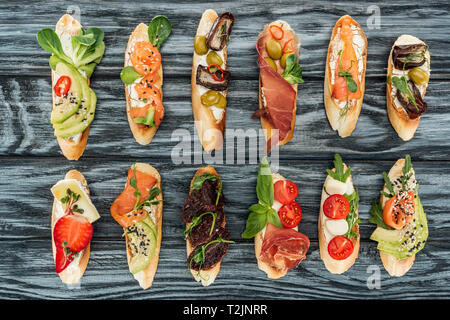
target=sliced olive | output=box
[215,94,227,109]
[266,39,282,60]
[408,67,429,86]
[264,57,277,71]
[201,90,221,107]
[206,51,223,66]
[194,35,208,55]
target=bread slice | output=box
[191,9,227,153]
[257,21,299,149]
[186,166,225,286]
[125,163,163,289]
[386,35,430,141]
[377,158,416,277]
[324,15,367,138]
[318,165,360,274]
[52,14,90,160]
[51,170,91,284]
[124,24,164,145]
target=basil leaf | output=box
[256,157,273,207]
[267,208,283,228]
[120,66,143,85]
[148,15,171,50]
[248,203,267,214]
[242,211,268,239]
[37,28,73,65]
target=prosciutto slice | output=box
[253,29,297,144]
[259,223,310,272]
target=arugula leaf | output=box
[326,153,351,183]
[148,16,172,50]
[183,212,217,237]
[189,236,234,273]
[344,189,359,239]
[381,172,395,198]
[369,198,393,230]
[120,66,143,85]
[281,54,304,84]
[192,173,222,206]
[37,28,73,65]
[401,154,413,191]
[336,49,358,117]
[391,76,418,111]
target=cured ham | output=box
[259,223,310,271]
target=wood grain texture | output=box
[0,0,449,299]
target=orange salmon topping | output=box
[130,41,161,76]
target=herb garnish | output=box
[281,53,304,85]
[326,153,351,183]
[191,174,222,206]
[129,166,161,213]
[337,48,358,117]
[189,236,234,274]
[183,212,217,238]
[344,189,361,239]
[381,172,395,198]
[60,188,84,215]
[369,198,393,230]
[401,154,413,192]
[242,157,282,239]
[148,15,172,50]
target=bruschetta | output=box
[242,157,309,279]
[120,16,171,145]
[180,166,233,286]
[324,15,367,138]
[252,21,303,152]
[37,14,105,160]
[110,163,163,289]
[51,169,100,284]
[369,155,428,276]
[318,154,360,274]
[386,35,430,141]
[191,10,234,153]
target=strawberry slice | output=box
[55,243,74,273]
[54,215,93,252]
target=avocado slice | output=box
[51,62,83,124]
[53,86,96,138]
[372,197,428,260]
[126,218,157,274]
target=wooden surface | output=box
[0,0,449,299]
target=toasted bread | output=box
[124,24,164,145]
[324,15,367,138]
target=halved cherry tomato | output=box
[274,180,298,204]
[54,76,71,97]
[278,201,302,228]
[383,191,415,230]
[328,235,354,260]
[269,25,284,40]
[130,41,161,75]
[323,194,350,219]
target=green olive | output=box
[408,67,429,86]
[201,90,221,106]
[264,57,277,71]
[280,53,290,69]
[265,39,282,60]
[194,35,208,55]
[206,51,223,66]
[215,94,227,109]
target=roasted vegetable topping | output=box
[392,44,427,70]
[395,79,427,119]
[196,65,230,91]
[206,12,234,51]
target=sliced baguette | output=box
[186,166,225,286]
[257,21,300,150]
[191,9,227,153]
[386,35,430,141]
[52,14,89,160]
[125,163,163,289]
[318,164,360,274]
[51,170,91,284]
[377,158,416,277]
[124,23,164,145]
[254,173,297,279]
[324,15,367,138]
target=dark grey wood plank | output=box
[1,76,449,160]
[0,158,447,241]
[0,239,448,299]
[0,0,449,78]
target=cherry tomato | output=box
[278,201,302,228]
[323,194,350,219]
[54,76,71,97]
[383,191,415,230]
[274,180,299,205]
[327,235,354,260]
